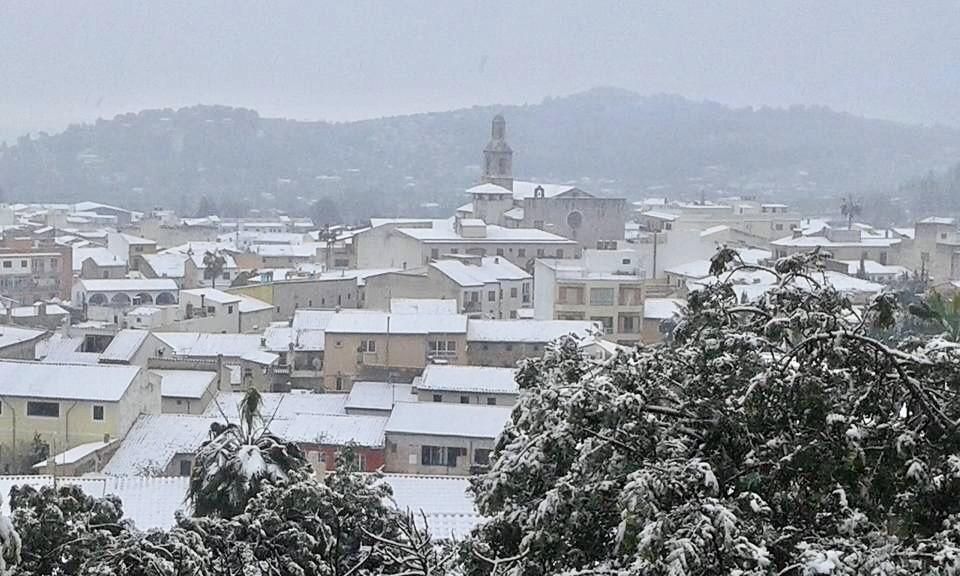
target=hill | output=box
[1,87,958,223]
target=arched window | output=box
[156,292,176,305]
[110,293,132,307]
[88,293,108,306]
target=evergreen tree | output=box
[469,249,960,575]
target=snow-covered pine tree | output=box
[468,249,960,575]
[8,484,128,576]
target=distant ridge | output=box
[1,87,958,223]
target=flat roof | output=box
[78,278,179,292]
[466,319,596,343]
[325,311,468,335]
[153,369,217,399]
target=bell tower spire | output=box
[481,114,513,191]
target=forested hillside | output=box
[1,87,958,223]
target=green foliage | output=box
[470,251,960,575]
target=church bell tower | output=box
[481,114,514,191]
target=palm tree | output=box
[187,388,311,518]
[202,250,227,289]
[840,195,862,230]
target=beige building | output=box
[534,250,645,345]
[770,226,901,264]
[152,369,221,414]
[322,311,468,392]
[0,361,160,471]
[174,288,274,334]
[413,364,518,406]
[900,217,960,281]
[354,217,578,272]
[384,402,512,475]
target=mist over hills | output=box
[1,87,958,224]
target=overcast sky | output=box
[1,1,958,141]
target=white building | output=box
[534,249,645,345]
[413,364,518,406]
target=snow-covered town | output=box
[3,4,960,574]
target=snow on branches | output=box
[470,249,960,575]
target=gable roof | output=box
[0,360,141,402]
[386,402,512,439]
[416,365,518,395]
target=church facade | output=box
[465,115,626,250]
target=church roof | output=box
[467,183,513,196]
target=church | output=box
[458,115,627,249]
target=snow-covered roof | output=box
[32,440,114,468]
[271,414,387,448]
[325,311,468,335]
[153,369,217,399]
[73,247,125,271]
[116,233,156,246]
[386,403,512,439]
[838,260,911,276]
[430,257,530,287]
[382,474,479,539]
[466,183,514,196]
[102,414,215,475]
[503,207,525,220]
[237,294,273,314]
[0,475,190,530]
[38,333,100,364]
[466,319,596,343]
[770,235,900,248]
[0,325,46,349]
[154,332,264,358]
[644,298,686,320]
[397,220,576,245]
[241,350,279,365]
[250,244,318,258]
[77,278,179,292]
[182,288,241,304]
[345,381,416,412]
[206,391,348,419]
[510,180,582,200]
[919,216,956,225]
[390,298,459,315]
[456,202,473,213]
[8,303,68,318]
[416,365,518,395]
[638,210,679,221]
[0,360,141,401]
[140,253,188,278]
[665,260,712,278]
[99,329,150,363]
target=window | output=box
[432,394,442,403]
[536,249,545,258]
[487,290,496,302]
[589,287,615,306]
[618,286,643,306]
[460,395,470,404]
[446,447,464,467]
[664,222,673,230]
[470,292,479,302]
[619,314,640,334]
[50,258,58,269]
[486,397,497,406]
[102,271,109,279]
[207,306,216,315]
[20,260,27,268]
[533,220,544,230]
[509,310,517,319]
[556,249,564,258]
[360,339,377,353]
[227,305,234,314]
[942,232,948,240]
[430,248,439,259]
[518,248,526,258]
[27,401,59,418]
[179,460,192,476]
[510,287,518,298]
[335,376,343,391]
[775,223,784,231]
[451,248,459,254]
[222,272,230,280]
[2,261,9,268]
[496,248,504,256]
[421,445,445,466]
[474,449,492,466]
[93,405,104,421]
[429,340,457,357]
[622,258,631,265]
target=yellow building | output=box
[0,360,160,471]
